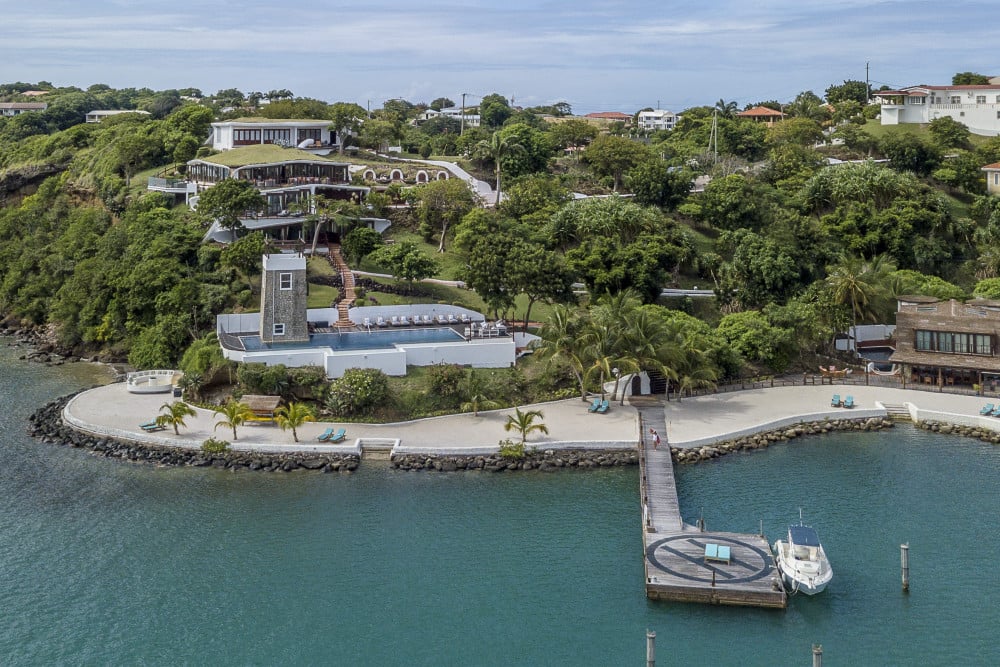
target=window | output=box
[994,173,999,185]
[950,96,961,104]
[907,96,925,105]
[273,323,285,336]
[914,330,994,355]
[279,272,292,290]
[996,95,1000,103]
[976,95,987,104]
[960,111,966,117]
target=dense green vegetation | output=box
[2,79,1000,417]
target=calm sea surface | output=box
[1,339,998,665]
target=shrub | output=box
[498,438,526,460]
[326,368,390,416]
[201,437,230,454]
[427,363,466,398]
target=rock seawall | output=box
[915,420,1000,444]
[672,417,895,464]
[391,449,638,472]
[28,394,360,473]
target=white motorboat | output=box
[773,521,832,595]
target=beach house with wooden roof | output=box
[890,296,1000,391]
[736,106,784,126]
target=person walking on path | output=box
[649,427,660,450]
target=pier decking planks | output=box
[639,410,787,608]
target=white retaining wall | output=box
[907,404,1000,433]
[672,408,888,449]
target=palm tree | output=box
[157,400,197,435]
[715,99,739,118]
[213,399,253,441]
[825,255,894,346]
[474,131,525,204]
[275,402,316,442]
[674,349,718,401]
[504,408,549,445]
[459,371,501,416]
[532,305,590,400]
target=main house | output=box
[148,144,386,243]
[875,82,1000,136]
[889,296,1000,392]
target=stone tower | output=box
[259,253,308,343]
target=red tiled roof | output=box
[982,162,1000,170]
[737,106,783,117]
[585,111,630,119]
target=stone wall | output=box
[391,448,639,472]
[915,420,1000,444]
[672,417,895,464]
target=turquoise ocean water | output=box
[1,339,998,665]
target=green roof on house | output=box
[195,145,345,168]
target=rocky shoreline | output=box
[28,394,360,473]
[390,449,638,472]
[915,420,1000,443]
[671,416,896,464]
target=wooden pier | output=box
[639,407,787,608]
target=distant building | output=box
[419,107,480,127]
[737,106,784,126]
[983,162,1000,195]
[584,111,632,125]
[0,102,47,117]
[636,109,679,132]
[85,109,151,123]
[890,296,1000,390]
[876,83,1000,136]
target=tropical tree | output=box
[474,131,525,204]
[409,178,477,252]
[196,179,266,236]
[532,305,590,400]
[275,401,316,442]
[459,370,501,416]
[504,408,549,444]
[213,399,254,441]
[328,102,367,154]
[157,400,197,435]
[825,254,895,341]
[715,99,739,118]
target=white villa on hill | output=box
[418,107,480,127]
[0,102,47,117]
[636,109,679,132]
[209,118,343,152]
[85,109,151,123]
[876,82,1000,135]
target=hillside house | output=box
[876,83,1000,136]
[983,162,1000,195]
[0,102,47,117]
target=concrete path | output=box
[64,383,638,454]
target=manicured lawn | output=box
[862,119,991,147]
[307,284,339,309]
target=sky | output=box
[1,0,997,114]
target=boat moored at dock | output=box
[773,521,832,595]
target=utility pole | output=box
[866,61,871,104]
[461,92,467,135]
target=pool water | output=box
[240,327,465,352]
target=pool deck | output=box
[61,382,1000,455]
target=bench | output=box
[704,543,731,564]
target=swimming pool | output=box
[240,327,465,352]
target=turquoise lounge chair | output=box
[316,427,335,442]
[831,394,841,407]
[329,428,347,443]
[140,420,165,432]
[992,406,1000,418]
[587,397,602,413]
[843,395,855,409]
[596,399,610,414]
[979,404,995,416]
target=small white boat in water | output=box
[773,520,832,595]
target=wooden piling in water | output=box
[901,543,910,592]
[812,644,823,666]
[646,630,655,667]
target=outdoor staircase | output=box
[880,403,912,422]
[327,244,357,329]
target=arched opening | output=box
[436,171,449,180]
[362,169,376,181]
[390,169,404,181]
[416,170,429,183]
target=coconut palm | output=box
[504,408,549,445]
[532,304,590,400]
[825,254,894,345]
[157,400,197,435]
[213,399,253,441]
[459,371,501,416]
[275,401,316,442]
[474,131,525,204]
